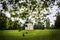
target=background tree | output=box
[0,11,7,30]
[50,24,55,29]
[46,18,50,29]
[55,12,60,29]
[34,22,44,30]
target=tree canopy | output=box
[0,0,60,29]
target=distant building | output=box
[25,23,34,30]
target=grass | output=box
[0,29,60,40]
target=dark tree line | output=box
[55,13,60,29]
[0,11,7,29]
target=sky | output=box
[48,5,58,25]
[48,1,60,25]
[0,0,60,25]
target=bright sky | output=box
[48,1,60,25]
[48,5,58,25]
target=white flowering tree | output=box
[0,0,56,29]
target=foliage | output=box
[42,1,49,8]
[46,18,50,29]
[8,0,13,4]
[31,0,37,5]
[0,0,59,30]
[55,13,60,29]
[19,10,28,19]
[34,22,44,29]
[18,2,27,8]
[2,1,8,11]
[0,12,7,29]
[15,0,19,4]
[50,24,55,29]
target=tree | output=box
[0,11,7,30]
[55,12,60,29]
[2,1,8,11]
[50,24,55,29]
[46,18,50,29]
[0,0,57,30]
[5,18,11,29]
[34,22,44,30]
[11,21,19,30]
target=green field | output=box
[0,30,60,40]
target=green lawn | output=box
[0,29,60,40]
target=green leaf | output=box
[15,0,19,4]
[8,0,13,4]
[42,1,49,8]
[2,1,8,11]
[31,0,37,5]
